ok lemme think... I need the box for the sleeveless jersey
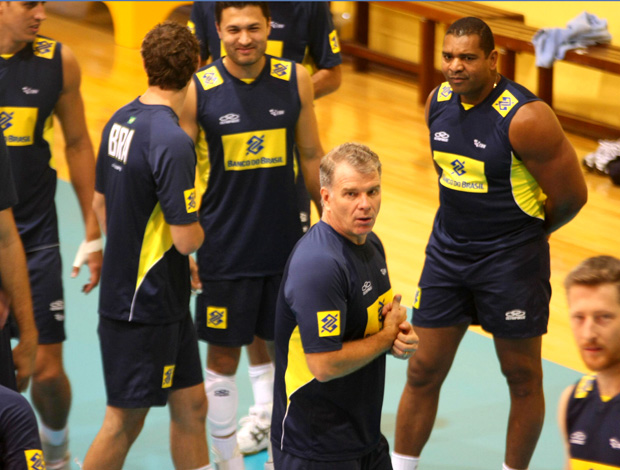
[272,221,393,460]
[0,36,63,251]
[95,99,198,324]
[428,77,545,255]
[193,56,302,280]
[189,2,342,69]
[567,375,620,469]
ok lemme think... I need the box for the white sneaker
[237,403,271,455]
[41,438,70,470]
[583,139,620,174]
[212,444,244,470]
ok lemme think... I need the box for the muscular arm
[295,64,324,215]
[56,44,102,292]
[311,65,341,99]
[509,101,587,234]
[305,295,407,382]
[170,222,204,256]
[179,80,199,143]
[557,385,573,470]
[0,209,37,392]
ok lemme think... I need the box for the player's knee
[502,364,543,397]
[205,369,238,437]
[405,356,450,390]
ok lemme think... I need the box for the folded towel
[532,11,612,67]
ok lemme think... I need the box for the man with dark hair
[559,255,620,470]
[82,22,210,470]
[0,3,102,468]
[392,16,588,470]
[180,2,324,468]
[271,142,417,470]
[187,1,342,455]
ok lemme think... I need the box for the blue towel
[532,12,612,68]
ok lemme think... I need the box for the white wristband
[72,238,103,268]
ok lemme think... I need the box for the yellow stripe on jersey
[437,82,453,102]
[24,449,46,470]
[43,113,55,168]
[0,106,38,147]
[364,288,393,338]
[270,58,293,81]
[195,127,210,211]
[134,203,173,305]
[492,89,519,118]
[329,30,341,54]
[434,151,488,193]
[511,153,546,220]
[196,66,224,91]
[574,374,596,399]
[570,459,620,470]
[222,128,287,171]
[285,326,315,408]
[187,20,196,35]
[33,37,57,59]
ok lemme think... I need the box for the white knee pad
[205,369,238,437]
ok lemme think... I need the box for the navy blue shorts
[98,313,203,408]
[26,247,65,344]
[194,275,281,347]
[413,237,551,339]
[273,435,392,470]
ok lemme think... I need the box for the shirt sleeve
[0,129,17,211]
[307,2,342,70]
[150,132,199,226]
[284,249,348,354]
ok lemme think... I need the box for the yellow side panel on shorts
[284,326,315,408]
[0,106,38,147]
[196,66,224,91]
[364,288,393,338]
[135,203,173,297]
[570,459,620,470]
[162,364,175,388]
[437,82,453,102]
[222,128,286,171]
[24,449,46,470]
[510,153,546,220]
[33,37,57,59]
[434,151,488,193]
[206,306,227,329]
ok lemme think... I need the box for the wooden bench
[485,18,620,139]
[341,2,524,105]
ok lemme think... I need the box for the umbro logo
[219,113,240,125]
[610,438,620,449]
[22,86,39,94]
[434,131,449,142]
[474,139,487,148]
[50,300,64,312]
[569,431,586,445]
[270,21,285,29]
[269,109,285,116]
[362,281,372,295]
[505,309,526,321]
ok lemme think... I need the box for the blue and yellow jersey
[0,36,63,251]
[567,375,620,469]
[193,56,302,280]
[95,99,198,324]
[271,221,392,460]
[0,129,17,212]
[428,77,545,254]
[0,385,46,470]
[189,2,342,71]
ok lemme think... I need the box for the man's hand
[12,332,37,392]
[383,294,418,360]
[71,240,103,293]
